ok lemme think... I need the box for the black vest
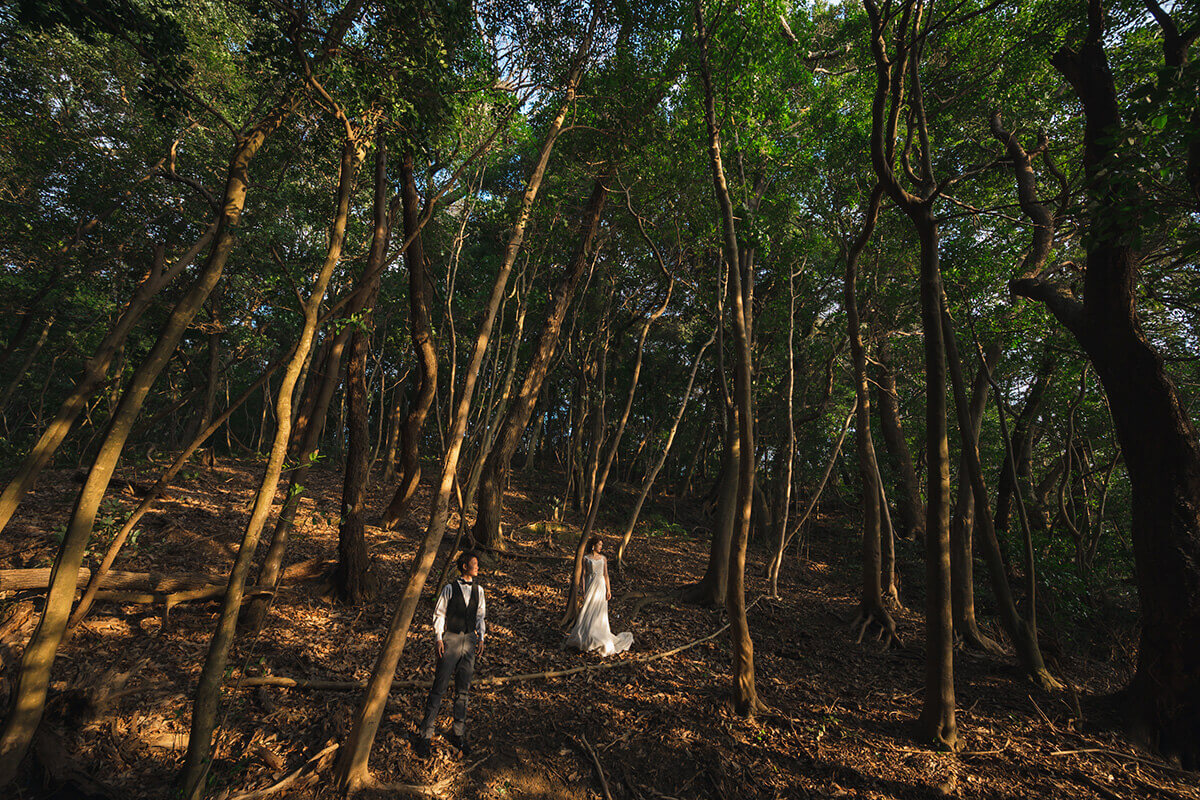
[446,581,479,635]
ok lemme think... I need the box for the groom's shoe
[449,732,472,757]
[414,737,432,759]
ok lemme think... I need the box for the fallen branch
[227,742,338,800]
[374,756,488,797]
[576,731,613,800]
[1050,748,1199,779]
[1,559,328,594]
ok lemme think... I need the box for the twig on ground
[1050,748,1199,779]
[227,742,338,800]
[577,731,613,800]
[1029,694,1057,731]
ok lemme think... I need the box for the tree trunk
[1006,5,1200,761]
[463,266,531,515]
[874,341,925,539]
[695,0,757,715]
[862,0,956,748]
[994,353,1054,537]
[949,341,1002,653]
[687,410,738,606]
[181,135,364,798]
[845,184,897,645]
[382,383,405,484]
[0,315,54,418]
[942,302,1059,689]
[474,172,611,548]
[335,139,390,604]
[382,153,438,527]
[562,282,672,624]
[617,330,714,570]
[334,41,591,789]
[0,100,294,787]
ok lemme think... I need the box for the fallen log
[0,558,330,594]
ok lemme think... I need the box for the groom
[416,550,485,758]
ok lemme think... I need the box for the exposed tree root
[958,625,1004,656]
[851,606,902,649]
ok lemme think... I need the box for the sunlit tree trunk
[181,135,365,799]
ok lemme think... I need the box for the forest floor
[1,456,1193,800]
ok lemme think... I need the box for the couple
[416,538,632,758]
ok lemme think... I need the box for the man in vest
[416,550,485,758]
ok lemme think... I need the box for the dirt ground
[1,456,1193,800]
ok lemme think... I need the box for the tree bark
[949,341,1002,654]
[844,184,898,646]
[942,302,1059,689]
[874,340,925,540]
[335,139,390,604]
[695,0,758,715]
[862,0,956,748]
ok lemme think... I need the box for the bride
[565,536,633,656]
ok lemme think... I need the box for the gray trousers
[420,632,477,739]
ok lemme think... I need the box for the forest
[0,0,1198,797]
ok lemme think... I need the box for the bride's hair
[586,536,602,554]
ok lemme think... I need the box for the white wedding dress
[565,555,633,656]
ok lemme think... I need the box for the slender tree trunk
[696,0,757,714]
[844,185,897,645]
[0,315,54,418]
[874,341,925,540]
[181,136,365,798]
[382,153,438,527]
[942,302,1059,688]
[0,100,294,786]
[335,42,591,789]
[463,272,530,515]
[769,263,798,597]
[994,354,1054,537]
[474,173,611,548]
[563,282,672,623]
[863,0,956,748]
[335,140,390,604]
[949,342,1002,654]
[382,383,405,484]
